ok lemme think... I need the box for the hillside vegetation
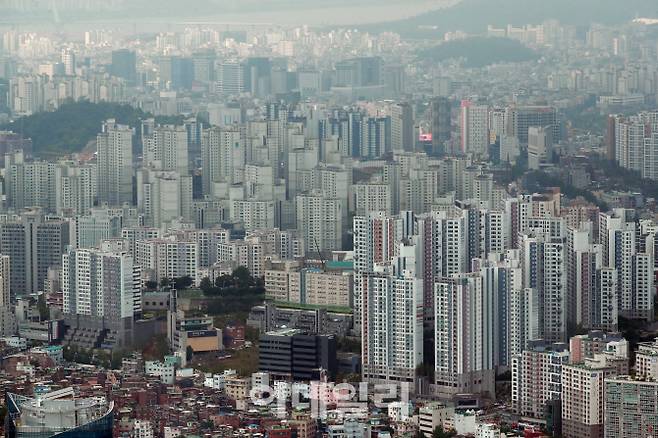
[1,101,183,158]
[366,0,658,37]
[419,37,538,68]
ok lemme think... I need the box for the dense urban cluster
[2,4,658,438]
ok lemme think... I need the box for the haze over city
[2,1,658,438]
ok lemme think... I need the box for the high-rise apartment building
[60,48,75,76]
[97,119,134,206]
[605,377,658,438]
[434,274,496,398]
[143,125,189,175]
[201,126,245,194]
[0,213,70,295]
[136,168,193,228]
[361,243,424,386]
[561,357,617,438]
[136,237,199,285]
[295,193,343,253]
[511,341,569,418]
[62,240,141,347]
[391,102,414,152]
[460,100,489,158]
[520,233,567,343]
[55,160,97,216]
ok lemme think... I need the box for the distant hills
[365,0,658,37]
[419,37,538,68]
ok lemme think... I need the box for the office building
[111,49,137,85]
[527,126,554,170]
[507,105,559,145]
[430,97,451,155]
[168,309,222,355]
[258,328,337,380]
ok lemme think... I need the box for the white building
[135,236,198,284]
[136,168,193,228]
[511,341,569,418]
[62,244,141,321]
[143,124,189,175]
[361,242,423,386]
[460,100,489,158]
[133,419,154,438]
[97,119,134,206]
[434,274,496,398]
[296,192,343,252]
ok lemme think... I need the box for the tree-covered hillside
[419,37,538,68]
[1,101,183,158]
[366,0,658,37]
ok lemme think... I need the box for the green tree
[173,276,193,290]
[232,266,251,286]
[432,426,456,438]
[199,277,212,292]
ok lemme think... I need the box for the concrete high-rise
[460,100,489,158]
[97,119,134,206]
[62,241,141,347]
[430,97,451,155]
[561,357,617,438]
[135,236,199,285]
[361,241,423,386]
[201,126,245,194]
[434,274,496,398]
[391,103,414,152]
[136,168,193,228]
[511,341,569,418]
[605,377,658,438]
[295,192,343,253]
[0,212,70,296]
[111,49,137,85]
[143,125,189,175]
[60,48,75,76]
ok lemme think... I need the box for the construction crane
[313,237,326,272]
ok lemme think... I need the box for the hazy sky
[0,0,458,27]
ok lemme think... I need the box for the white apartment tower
[434,274,496,398]
[460,100,489,158]
[361,241,424,386]
[144,125,189,175]
[97,119,134,206]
